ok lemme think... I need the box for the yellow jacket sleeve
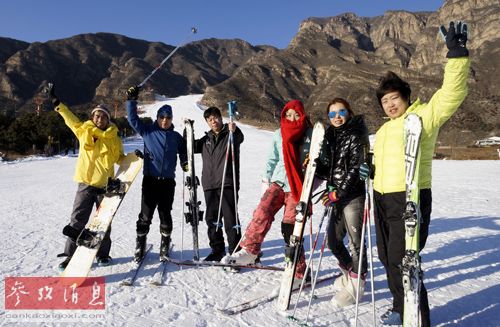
[54,103,84,137]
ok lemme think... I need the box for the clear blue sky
[1,0,445,48]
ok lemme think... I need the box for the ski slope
[1,94,499,326]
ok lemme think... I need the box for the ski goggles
[328,108,348,118]
[158,114,172,120]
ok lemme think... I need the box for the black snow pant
[136,176,176,237]
[204,187,241,254]
[374,189,432,327]
[327,195,367,275]
[64,183,110,259]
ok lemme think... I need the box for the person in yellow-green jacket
[48,85,124,271]
[373,22,470,326]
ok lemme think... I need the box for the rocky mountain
[0,0,498,143]
[202,0,499,142]
[0,34,273,114]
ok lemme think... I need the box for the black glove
[439,21,469,58]
[181,161,189,172]
[127,85,141,101]
[106,177,123,195]
[46,83,60,107]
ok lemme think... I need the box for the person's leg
[240,183,285,254]
[204,188,226,257]
[134,177,157,260]
[382,192,407,318]
[157,179,176,258]
[343,196,366,275]
[327,203,352,269]
[282,192,307,278]
[221,187,241,254]
[64,184,100,257]
[95,192,112,259]
[419,189,432,327]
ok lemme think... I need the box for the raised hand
[439,21,469,58]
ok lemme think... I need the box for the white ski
[276,122,325,311]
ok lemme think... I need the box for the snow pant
[327,195,367,275]
[374,189,432,327]
[136,176,176,238]
[64,183,110,259]
[240,182,306,278]
[204,187,241,254]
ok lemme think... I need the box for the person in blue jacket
[126,86,187,261]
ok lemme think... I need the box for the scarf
[280,100,308,202]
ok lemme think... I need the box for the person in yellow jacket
[373,22,470,326]
[49,86,124,270]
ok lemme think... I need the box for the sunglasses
[328,109,348,119]
[158,115,172,120]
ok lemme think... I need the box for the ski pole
[355,187,368,327]
[215,100,241,234]
[138,27,197,88]
[181,170,185,262]
[302,231,329,325]
[228,101,242,235]
[355,177,377,326]
[214,130,231,233]
[290,205,332,319]
[366,179,377,325]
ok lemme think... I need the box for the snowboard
[276,122,325,311]
[183,119,203,261]
[402,113,423,326]
[61,151,143,278]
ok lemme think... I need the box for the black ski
[183,119,203,261]
[219,273,340,315]
[120,244,153,286]
[166,258,284,272]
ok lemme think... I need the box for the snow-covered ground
[1,94,499,326]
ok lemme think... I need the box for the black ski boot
[134,235,147,263]
[204,250,226,262]
[58,256,72,271]
[159,235,171,261]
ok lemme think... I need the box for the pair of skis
[183,119,203,261]
[402,114,424,326]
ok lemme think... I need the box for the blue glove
[439,21,469,58]
[359,162,370,181]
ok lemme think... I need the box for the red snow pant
[240,182,307,278]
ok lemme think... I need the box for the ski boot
[159,235,171,261]
[134,235,147,263]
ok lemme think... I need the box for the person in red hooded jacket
[222,100,312,281]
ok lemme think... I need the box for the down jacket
[317,115,369,201]
[55,103,124,188]
[373,57,470,194]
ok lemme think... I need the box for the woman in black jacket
[317,97,369,307]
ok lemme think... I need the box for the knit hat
[91,104,111,120]
[157,104,173,118]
